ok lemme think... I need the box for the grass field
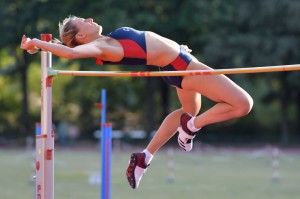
[0,144,299,199]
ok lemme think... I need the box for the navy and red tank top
[96,27,147,65]
[95,27,194,88]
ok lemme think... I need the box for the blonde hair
[58,15,81,47]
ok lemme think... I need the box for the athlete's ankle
[142,149,153,165]
[187,117,201,134]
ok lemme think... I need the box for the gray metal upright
[35,34,54,199]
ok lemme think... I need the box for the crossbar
[49,64,300,77]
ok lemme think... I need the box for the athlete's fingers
[20,35,32,50]
[180,44,192,53]
[21,35,27,43]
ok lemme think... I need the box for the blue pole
[101,124,107,199]
[107,124,112,199]
[101,89,106,126]
[35,122,41,136]
[100,89,107,199]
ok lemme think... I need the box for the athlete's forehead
[72,17,83,23]
[73,17,91,24]
[77,17,85,21]
[71,17,86,27]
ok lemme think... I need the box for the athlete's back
[145,31,180,66]
[97,27,181,67]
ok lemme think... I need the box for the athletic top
[96,27,147,65]
[95,27,196,88]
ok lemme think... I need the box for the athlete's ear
[75,32,87,42]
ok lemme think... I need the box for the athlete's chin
[98,25,103,35]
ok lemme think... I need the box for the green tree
[1,0,300,145]
[201,0,300,144]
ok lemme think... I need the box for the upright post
[103,123,112,199]
[36,34,54,199]
[101,89,106,127]
[33,122,41,184]
[271,147,281,182]
[100,89,108,199]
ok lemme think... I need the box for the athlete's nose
[85,18,93,23]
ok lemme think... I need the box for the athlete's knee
[181,106,199,116]
[235,94,253,117]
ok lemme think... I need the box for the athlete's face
[74,17,103,36]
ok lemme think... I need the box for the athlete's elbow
[66,54,77,60]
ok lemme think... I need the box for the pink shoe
[126,153,149,189]
[177,113,196,152]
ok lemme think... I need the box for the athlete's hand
[180,44,192,53]
[21,35,39,54]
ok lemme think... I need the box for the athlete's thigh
[181,60,250,104]
[176,87,201,116]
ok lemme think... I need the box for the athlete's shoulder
[108,27,138,34]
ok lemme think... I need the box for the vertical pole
[100,89,111,199]
[106,123,112,199]
[36,34,54,199]
[100,89,107,199]
[101,124,107,199]
[101,123,112,199]
[271,147,281,182]
[166,147,175,184]
[33,123,41,184]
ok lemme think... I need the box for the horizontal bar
[48,64,300,77]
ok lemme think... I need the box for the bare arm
[20,35,103,59]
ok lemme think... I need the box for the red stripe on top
[130,72,151,76]
[130,72,138,76]
[95,39,146,65]
[203,71,213,75]
[118,39,146,58]
[96,58,104,65]
[170,56,188,71]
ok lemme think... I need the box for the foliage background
[0,0,300,145]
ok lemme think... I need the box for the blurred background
[1,0,300,146]
[0,0,300,199]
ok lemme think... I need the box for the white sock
[187,117,201,132]
[143,149,153,165]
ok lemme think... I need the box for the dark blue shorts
[160,47,195,88]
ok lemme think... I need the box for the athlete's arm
[20,35,103,59]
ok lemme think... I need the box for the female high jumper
[20,16,253,189]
